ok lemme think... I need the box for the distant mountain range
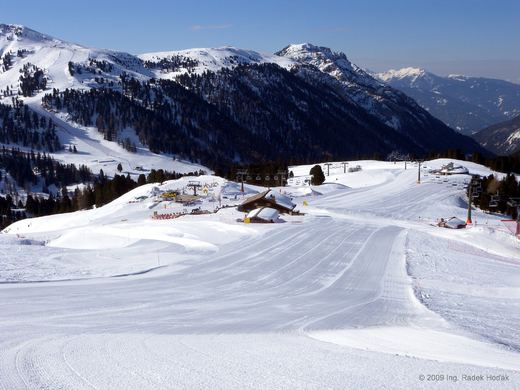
[376,67,520,135]
[473,114,520,155]
[0,23,485,173]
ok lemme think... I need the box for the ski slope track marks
[0,160,520,388]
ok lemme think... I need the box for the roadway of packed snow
[1,159,519,389]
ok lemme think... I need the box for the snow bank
[311,326,520,370]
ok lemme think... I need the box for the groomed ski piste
[1,159,519,389]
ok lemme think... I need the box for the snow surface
[139,46,295,79]
[377,67,428,82]
[1,159,520,388]
[246,207,279,222]
[506,128,520,145]
[263,188,296,210]
[277,43,375,86]
[0,24,150,92]
[29,104,208,177]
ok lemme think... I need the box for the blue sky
[2,0,520,81]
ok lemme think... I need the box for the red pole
[466,186,472,225]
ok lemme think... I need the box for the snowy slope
[1,159,519,388]
[139,46,294,79]
[377,67,427,82]
[0,24,150,93]
[1,175,256,279]
[277,43,381,88]
[0,24,205,176]
[27,100,209,177]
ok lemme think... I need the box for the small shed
[438,217,466,229]
[237,189,296,213]
[246,207,279,223]
[436,162,469,175]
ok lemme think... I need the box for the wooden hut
[437,217,466,229]
[237,190,296,214]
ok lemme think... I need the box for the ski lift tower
[502,198,520,238]
[236,170,248,192]
[341,162,348,173]
[417,160,424,184]
[324,163,333,176]
[187,181,202,196]
[505,197,520,231]
[276,170,287,187]
[507,197,520,213]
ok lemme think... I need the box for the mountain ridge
[376,67,520,135]
[473,114,520,155]
[0,24,487,173]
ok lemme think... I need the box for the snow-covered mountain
[0,23,150,92]
[0,24,208,177]
[377,67,520,135]
[276,44,452,137]
[143,42,484,156]
[143,43,460,136]
[276,43,381,89]
[0,24,485,177]
[139,46,294,78]
[473,114,520,155]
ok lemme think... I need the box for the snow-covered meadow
[1,159,519,389]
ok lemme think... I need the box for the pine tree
[310,165,325,185]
